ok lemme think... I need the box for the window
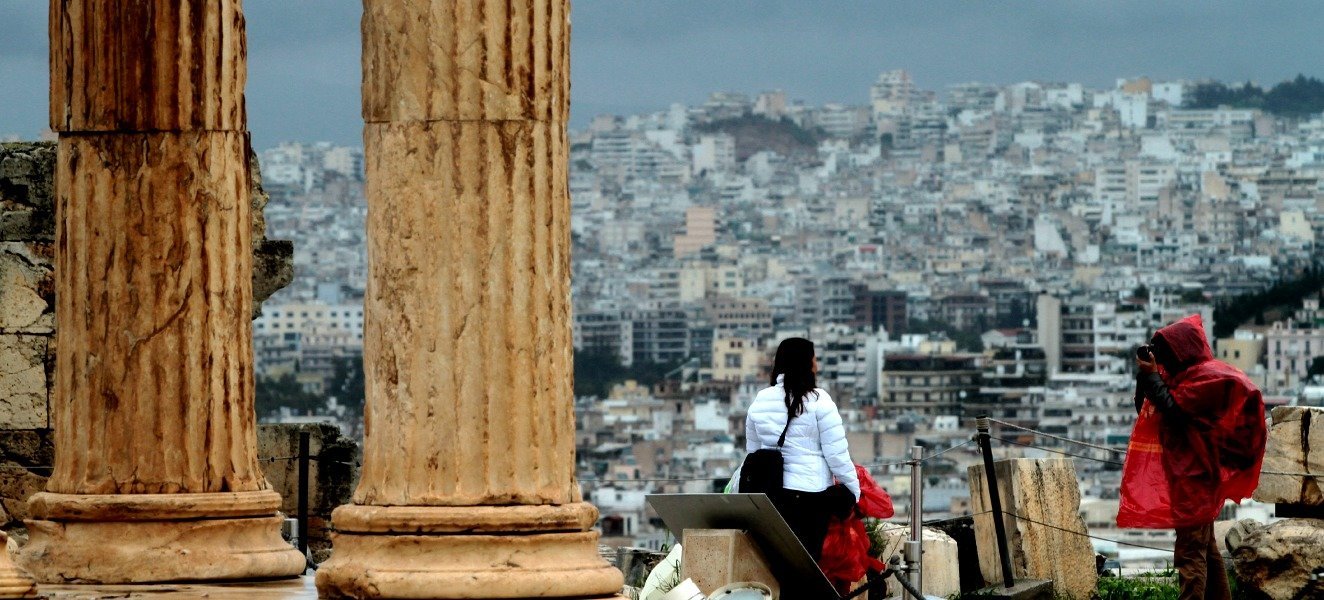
[1234,350,1241,359]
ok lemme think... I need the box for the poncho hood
[1152,314,1214,373]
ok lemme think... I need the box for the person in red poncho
[1119,314,1266,600]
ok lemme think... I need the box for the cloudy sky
[2,1,1321,148]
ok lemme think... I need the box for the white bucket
[708,581,774,600]
[658,578,705,600]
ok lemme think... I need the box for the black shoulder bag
[739,407,794,496]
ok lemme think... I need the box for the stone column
[18,0,304,582]
[315,1,623,598]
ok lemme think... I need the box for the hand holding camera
[1135,344,1158,373]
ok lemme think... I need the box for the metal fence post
[297,430,311,560]
[976,416,1015,589]
[903,445,923,600]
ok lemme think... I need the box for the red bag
[820,464,894,588]
[856,464,895,519]
[1117,315,1266,529]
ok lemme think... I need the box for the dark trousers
[1174,522,1230,600]
[771,488,838,562]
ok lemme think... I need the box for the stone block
[1253,406,1324,506]
[876,524,962,598]
[968,458,1097,600]
[0,243,54,333]
[1228,517,1324,600]
[256,423,359,563]
[680,529,780,597]
[974,579,1055,600]
[0,142,56,242]
[0,337,47,430]
[929,515,988,593]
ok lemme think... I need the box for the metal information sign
[646,493,839,598]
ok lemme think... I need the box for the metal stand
[976,416,1016,589]
[903,445,924,600]
[297,431,311,562]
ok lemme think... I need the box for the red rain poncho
[1117,315,1266,529]
[821,464,895,590]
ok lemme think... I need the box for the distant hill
[1187,75,1324,118]
[1213,266,1324,338]
[693,115,823,162]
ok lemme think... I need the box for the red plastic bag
[820,464,893,588]
[856,464,894,519]
[1116,402,1175,528]
[820,517,885,589]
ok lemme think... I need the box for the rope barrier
[987,418,1127,455]
[1001,509,1174,554]
[922,438,977,462]
[993,436,1126,467]
[921,510,993,527]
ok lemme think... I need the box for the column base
[315,503,625,599]
[18,491,305,584]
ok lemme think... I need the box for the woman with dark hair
[744,337,860,561]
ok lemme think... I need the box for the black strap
[776,403,794,447]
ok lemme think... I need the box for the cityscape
[249,70,1324,560]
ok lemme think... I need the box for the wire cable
[1001,509,1174,554]
[993,436,1126,467]
[922,438,977,462]
[921,510,994,527]
[988,418,1128,455]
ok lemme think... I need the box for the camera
[1136,345,1153,360]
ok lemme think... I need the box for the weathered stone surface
[0,532,36,598]
[1228,517,1324,600]
[21,514,304,584]
[23,0,303,583]
[0,143,56,242]
[319,530,622,599]
[1253,406,1324,506]
[0,337,47,430]
[253,240,294,317]
[319,1,624,596]
[968,458,1097,600]
[876,524,961,599]
[47,132,263,495]
[49,0,247,132]
[680,529,780,596]
[0,243,53,334]
[353,119,573,507]
[361,0,569,123]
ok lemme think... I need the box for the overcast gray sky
[2,1,1321,148]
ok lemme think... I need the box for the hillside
[693,115,823,162]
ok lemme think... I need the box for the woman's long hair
[771,337,818,417]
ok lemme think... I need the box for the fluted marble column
[18,0,304,583]
[315,1,624,598]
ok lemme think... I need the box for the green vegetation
[1212,265,1324,338]
[255,372,322,418]
[1095,572,1179,600]
[1188,75,1324,117]
[573,347,682,399]
[692,114,823,162]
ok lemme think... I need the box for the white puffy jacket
[744,377,860,499]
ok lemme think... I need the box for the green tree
[255,372,322,418]
[327,354,365,417]
[574,347,628,399]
